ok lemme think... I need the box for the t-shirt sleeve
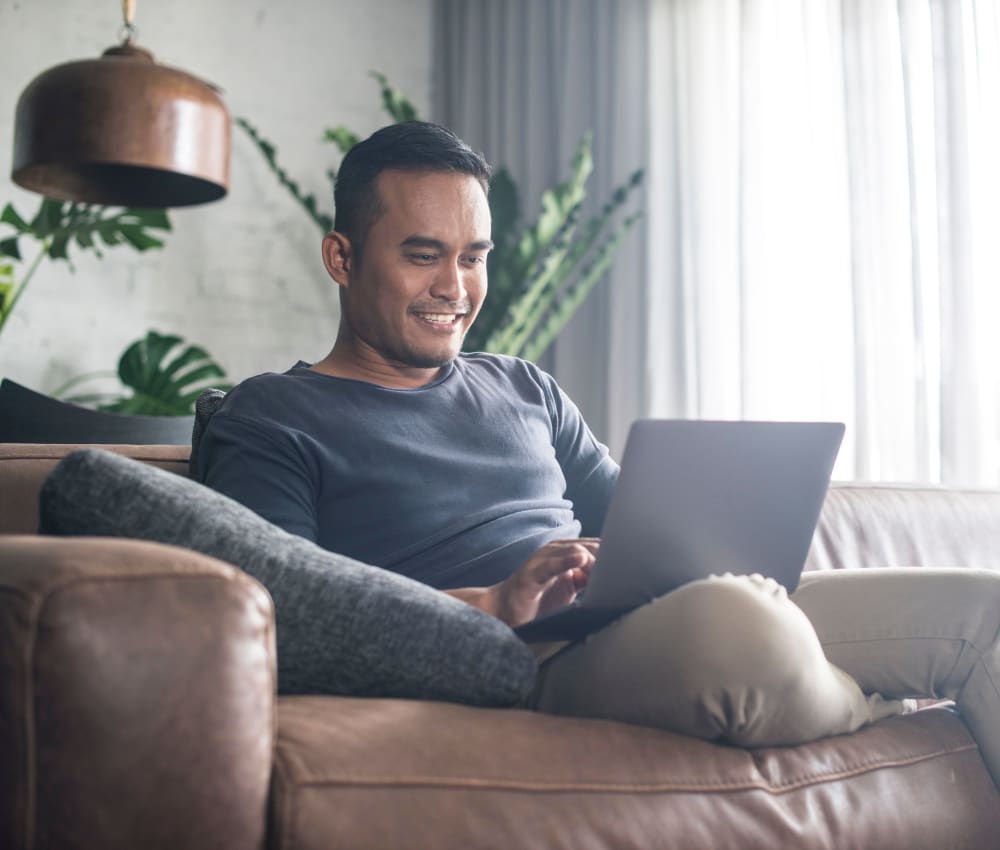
[196,411,320,543]
[540,372,620,537]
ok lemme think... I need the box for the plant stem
[49,369,119,400]
[0,240,49,336]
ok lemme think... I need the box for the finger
[566,541,598,567]
[528,542,598,567]
[521,546,593,586]
[569,566,590,592]
[544,539,600,557]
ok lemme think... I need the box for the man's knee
[668,576,822,687]
[638,574,832,742]
[535,572,864,745]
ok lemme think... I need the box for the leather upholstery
[0,536,275,850]
[271,698,1000,850]
[808,482,1000,570]
[0,443,188,535]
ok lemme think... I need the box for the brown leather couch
[2,442,999,850]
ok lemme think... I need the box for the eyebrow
[400,235,495,252]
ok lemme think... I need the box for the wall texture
[0,0,431,395]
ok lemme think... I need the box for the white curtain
[647,0,1000,484]
[434,0,1000,483]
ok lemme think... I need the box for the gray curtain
[433,0,650,456]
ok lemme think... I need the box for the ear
[321,231,353,287]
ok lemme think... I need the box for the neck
[310,337,448,389]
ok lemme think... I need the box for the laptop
[514,419,844,642]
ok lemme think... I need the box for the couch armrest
[0,536,276,850]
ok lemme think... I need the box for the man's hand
[448,539,599,627]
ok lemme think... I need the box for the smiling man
[200,122,612,624]
[198,122,1000,790]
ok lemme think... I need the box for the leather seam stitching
[283,742,979,797]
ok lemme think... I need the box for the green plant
[237,72,643,361]
[0,198,171,337]
[463,136,643,359]
[0,198,232,414]
[53,330,231,416]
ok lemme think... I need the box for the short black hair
[333,121,492,254]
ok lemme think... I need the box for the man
[199,122,1000,789]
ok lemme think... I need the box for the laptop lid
[514,419,844,642]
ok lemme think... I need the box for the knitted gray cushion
[38,448,537,706]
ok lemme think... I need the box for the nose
[429,259,467,302]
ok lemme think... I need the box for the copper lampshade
[11,41,230,208]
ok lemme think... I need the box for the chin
[401,348,461,369]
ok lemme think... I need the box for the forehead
[371,169,491,237]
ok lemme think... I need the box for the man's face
[337,169,492,371]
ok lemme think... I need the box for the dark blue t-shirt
[197,353,619,589]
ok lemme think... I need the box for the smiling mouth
[412,311,467,326]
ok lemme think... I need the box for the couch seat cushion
[270,698,1000,850]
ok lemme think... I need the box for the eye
[408,253,438,264]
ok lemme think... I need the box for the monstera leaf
[0,199,170,264]
[59,331,230,416]
[0,198,172,338]
[99,331,231,416]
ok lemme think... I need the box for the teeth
[417,313,460,324]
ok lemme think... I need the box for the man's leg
[791,567,1000,788]
[532,568,1000,788]
[532,573,903,746]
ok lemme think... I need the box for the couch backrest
[0,444,190,535]
[806,482,1000,571]
[4,444,1000,573]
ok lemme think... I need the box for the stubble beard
[369,325,467,370]
[392,338,464,369]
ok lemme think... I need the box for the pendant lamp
[11,0,230,208]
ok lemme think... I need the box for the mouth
[411,310,468,328]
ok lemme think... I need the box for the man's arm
[447,367,613,627]
[197,411,321,542]
[542,373,620,535]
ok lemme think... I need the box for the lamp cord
[119,0,137,44]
